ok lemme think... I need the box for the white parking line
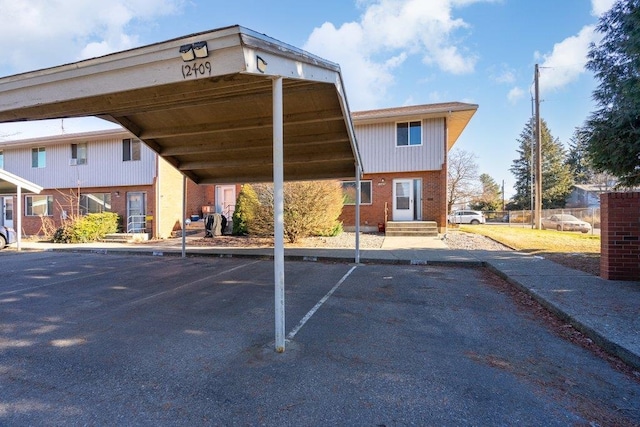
[287,265,358,340]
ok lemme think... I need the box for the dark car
[0,225,16,249]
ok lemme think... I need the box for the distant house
[566,183,614,208]
[0,129,239,238]
[341,102,478,233]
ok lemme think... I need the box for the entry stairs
[102,233,149,243]
[385,221,438,237]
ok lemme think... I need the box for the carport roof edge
[0,169,43,194]
[0,25,362,184]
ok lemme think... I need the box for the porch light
[193,41,208,58]
[179,44,195,61]
[257,56,268,73]
[180,41,209,62]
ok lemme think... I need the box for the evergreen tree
[469,173,502,211]
[584,0,640,187]
[566,127,595,184]
[510,119,574,209]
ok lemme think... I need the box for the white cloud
[507,86,525,104]
[304,0,489,110]
[490,65,517,84]
[0,0,183,74]
[591,0,616,16]
[537,24,600,94]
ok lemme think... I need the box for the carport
[0,169,43,250]
[0,25,363,352]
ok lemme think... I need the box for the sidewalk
[14,235,640,371]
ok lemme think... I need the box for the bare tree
[447,148,480,212]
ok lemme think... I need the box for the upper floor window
[80,193,112,215]
[123,138,141,161]
[71,143,87,165]
[396,121,422,147]
[0,150,3,169]
[341,180,373,205]
[32,147,46,168]
[26,195,53,216]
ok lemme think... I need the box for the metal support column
[273,77,286,353]
[16,187,22,251]
[355,163,361,264]
[182,175,187,258]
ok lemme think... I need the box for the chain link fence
[483,208,601,233]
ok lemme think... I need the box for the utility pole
[534,64,542,229]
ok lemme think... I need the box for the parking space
[1,252,639,426]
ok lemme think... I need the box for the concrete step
[385,221,438,237]
[102,233,149,243]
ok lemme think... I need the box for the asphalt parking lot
[1,251,639,426]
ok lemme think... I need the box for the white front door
[2,197,13,228]
[126,192,146,232]
[393,179,414,221]
[215,185,236,222]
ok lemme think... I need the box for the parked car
[448,210,486,225]
[540,214,592,233]
[0,225,16,249]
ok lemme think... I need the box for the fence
[483,208,601,231]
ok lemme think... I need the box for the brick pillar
[600,192,640,281]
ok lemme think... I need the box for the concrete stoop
[102,233,150,243]
[385,221,438,237]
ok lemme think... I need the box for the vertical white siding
[2,138,156,189]
[356,118,445,173]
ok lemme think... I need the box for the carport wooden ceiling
[0,25,360,184]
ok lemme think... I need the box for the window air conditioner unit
[69,158,77,166]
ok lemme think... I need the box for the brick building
[0,128,239,239]
[341,103,477,233]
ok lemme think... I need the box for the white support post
[273,77,286,353]
[355,163,361,264]
[182,175,187,258]
[16,187,22,251]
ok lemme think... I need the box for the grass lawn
[458,225,601,255]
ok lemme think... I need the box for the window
[71,143,87,165]
[0,150,3,169]
[26,195,53,216]
[342,181,372,205]
[31,147,46,168]
[123,138,141,161]
[396,121,422,146]
[79,193,112,215]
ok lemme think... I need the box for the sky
[0,0,617,197]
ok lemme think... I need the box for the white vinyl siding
[1,137,156,188]
[356,118,445,173]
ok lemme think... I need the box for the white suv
[448,210,486,225]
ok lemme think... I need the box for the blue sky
[0,0,615,197]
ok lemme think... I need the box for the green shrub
[232,184,259,235]
[53,212,119,243]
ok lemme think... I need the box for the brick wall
[340,170,446,232]
[600,192,640,281]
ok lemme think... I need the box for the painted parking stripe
[287,264,358,340]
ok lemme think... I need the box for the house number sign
[181,61,212,79]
